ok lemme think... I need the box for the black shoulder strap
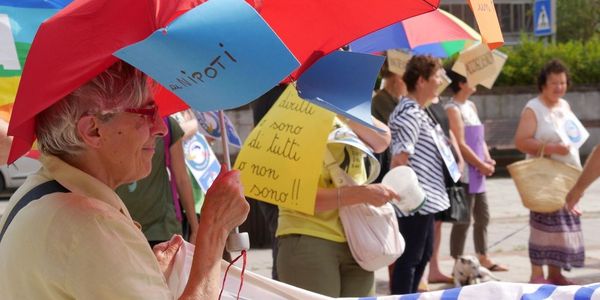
[0,180,69,243]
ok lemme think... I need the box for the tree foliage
[556,0,600,42]
[495,36,600,86]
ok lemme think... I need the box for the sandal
[484,263,509,272]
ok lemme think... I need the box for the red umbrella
[7,0,440,163]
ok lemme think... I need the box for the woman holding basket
[514,59,584,285]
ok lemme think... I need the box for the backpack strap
[163,117,183,222]
[0,180,69,243]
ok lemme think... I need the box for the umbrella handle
[218,110,250,252]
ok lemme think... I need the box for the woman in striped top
[388,55,450,294]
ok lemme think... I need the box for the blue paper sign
[193,110,242,148]
[533,0,553,37]
[114,0,299,112]
[296,51,385,132]
[183,132,222,192]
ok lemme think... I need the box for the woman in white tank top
[514,59,584,285]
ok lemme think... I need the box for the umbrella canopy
[7,0,440,163]
[350,9,480,58]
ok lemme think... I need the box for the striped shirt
[388,97,450,216]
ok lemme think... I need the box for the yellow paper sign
[468,0,504,49]
[386,50,412,76]
[452,44,507,89]
[234,85,335,215]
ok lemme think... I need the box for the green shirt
[116,117,185,242]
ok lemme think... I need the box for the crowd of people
[0,27,598,300]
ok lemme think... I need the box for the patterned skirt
[529,208,585,270]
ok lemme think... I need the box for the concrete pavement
[242,178,600,295]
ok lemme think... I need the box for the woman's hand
[362,183,400,207]
[201,167,250,234]
[153,235,185,278]
[477,162,495,177]
[565,186,584,216]
[546,143,570,156]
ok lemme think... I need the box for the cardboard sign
[452,43,507,89]
[114,0,299,112]
[467,0,504,49]
[234,85,334,215]
[183,132,222,192]
[386,49,412,76]
[436,70,452,95]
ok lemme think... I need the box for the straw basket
[507,156,581,213]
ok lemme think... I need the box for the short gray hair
[36,61,152,157]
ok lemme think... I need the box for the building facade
[440,0,534,45]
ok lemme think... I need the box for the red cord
[218,250,247,300]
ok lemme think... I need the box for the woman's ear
[77,115,102,148]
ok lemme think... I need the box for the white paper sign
[557,111,590,149]
[431,125,461,182]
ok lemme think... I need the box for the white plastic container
[382,166,426,214]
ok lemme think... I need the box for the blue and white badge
[430,124,461,183]
[557,111,589,149]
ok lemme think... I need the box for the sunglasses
[123,103,159,122]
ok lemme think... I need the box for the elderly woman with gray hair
[0,61,249,299]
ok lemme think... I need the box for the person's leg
[339,244,375,297]
[391,214,432,294]
[530,264,548,283]
[277,235,342,297]
[450,187,475,258]
[471,192,507,271]
[411,215,435,292]
[547,264,574,285]
[428,221,452,283]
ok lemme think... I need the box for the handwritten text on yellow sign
[234,85,334,215]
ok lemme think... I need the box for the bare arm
[446,106,494,175]
[566,146,600,213]
[180,169,249,300]
[314,184,399,212]
[514,108,569,156]
[448,130,465,173]
[170,139,199,244]
[345,117,391,154]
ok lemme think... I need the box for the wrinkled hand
[565,187,584,216]
[153,235,184,278]
[200,167,250,234]
[363,183,400,207]
[547,143,570,156]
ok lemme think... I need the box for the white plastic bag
[338,202,405,271]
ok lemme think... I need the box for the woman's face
[422,67,444,99]
[541,72,568,103]
[97,100,167,186]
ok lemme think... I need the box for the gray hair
[36,61,152,157]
